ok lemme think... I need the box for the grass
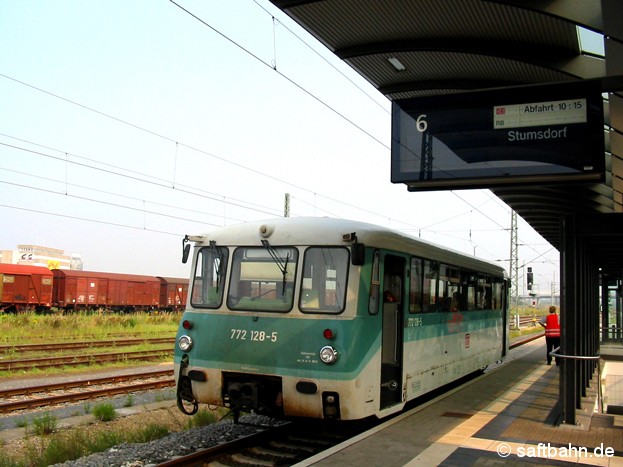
[0,311,181,377]
[30,413,58,436]
[1,307,541,466]
[186,408,218,428]
[0,421,174,467]
[92,403,117,422]
[0,406,229,467]
[0,311,190,466]
[510,325,544,340]
[124,394,135,408]
[0,311,181,345]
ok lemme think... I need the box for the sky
[0,1,601,295]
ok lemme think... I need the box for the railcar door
[380,254,405,409]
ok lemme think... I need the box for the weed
[123,394,135,408]
[31,412,58,435]
[92,402,117,422]
[1,421,174,467]
[186,408,217,428]
[0,312,180,346]
[129,423,169,443]
[15,417,29,428]
[123,317,138,328]
[39,433,88,466]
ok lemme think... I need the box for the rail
[510,315,541,329]
[600,326,623,343]
[549,346,603,413]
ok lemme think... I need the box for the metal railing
[549,347,602,413]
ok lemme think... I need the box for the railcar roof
[197,217,505,277]
[156,277,189,285]
[52,269,161,282]
[0,264,54,276]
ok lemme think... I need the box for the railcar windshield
[299,247,349,314]
[191,245,229,308]
[227,246,298,312]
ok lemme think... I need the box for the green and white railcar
[175,217,508,421]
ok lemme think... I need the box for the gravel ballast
[52,414,282,467]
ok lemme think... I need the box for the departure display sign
[494,99,587,129]
[391,80,605,190]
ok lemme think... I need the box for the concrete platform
[298,339,623,466]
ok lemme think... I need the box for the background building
[0,245,83,270]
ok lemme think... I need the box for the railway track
[155,420,369,467]
[0,337,175,353]
[2,332,177,342]
[0,369,175,413]
[0,331,545,467]
[510,331,544,348]
[153,334,544,467]
[0,348,173,371]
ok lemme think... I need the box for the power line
[0,167,248,225]
[0,6,549,262]
[0,139,283,219]
[168,0,390,151]
[251,0,390,115]
[0,202,183,237]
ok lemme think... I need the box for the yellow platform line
[404,359,551,466]
[460,436,621,466]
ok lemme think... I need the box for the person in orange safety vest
[539,305,561,365]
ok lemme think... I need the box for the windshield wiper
[261,240,290,296]
[209,240,223,292]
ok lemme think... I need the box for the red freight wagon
[0,264,53,312]
[157,277,189,311]
[52,270,161,311]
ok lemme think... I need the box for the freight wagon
[0,264,54,313]
[52,270,162,312]
[157,277,189,311]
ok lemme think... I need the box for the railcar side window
[422,260,438,312]
[409,257,423,313]
[438,265,461,312]
[465,274,477,311]
[300,247,349,314]
[369,250,381,315]
[477,277,492,309]
[191,246,229,308]
[492,279,504,310]
[227,246,298,312]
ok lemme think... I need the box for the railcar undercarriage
[223,372,284,422]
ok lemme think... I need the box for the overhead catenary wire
[0,3,552,267]
[0,13,506,243]
[251,0,390,115]
[0,141,283,221]
[0,126,536,263]
[0,166,252,225]
[168,0,390,151]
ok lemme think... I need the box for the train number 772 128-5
[230,329,278,343]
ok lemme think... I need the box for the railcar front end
[174,221,377,420]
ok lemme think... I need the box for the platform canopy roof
[270,0,623,277]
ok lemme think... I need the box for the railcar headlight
[319,345,338,365]
[178,335,193,352]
